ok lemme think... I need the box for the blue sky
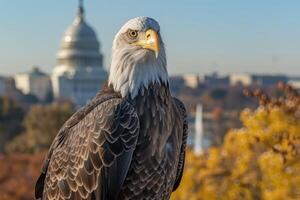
[1,0,300,76]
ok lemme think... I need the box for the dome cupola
[57,0,103,68]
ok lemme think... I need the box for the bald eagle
[35,17,188,200]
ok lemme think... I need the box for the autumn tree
[0,153,44,200]
[6,101,74,153]
[172,83,300,200]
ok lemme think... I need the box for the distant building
[0,77,20,96]
[169,76,185,95]
[14,67,52,101]
[0,77,6,96]
[52,1,107,107]
[252,75,288,87]
[288,78,300,90]
[204,73,229,87]
[229,73,252,86]
[182,74,201,88]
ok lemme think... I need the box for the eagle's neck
[130,82,171,109]
[108,49,168,99]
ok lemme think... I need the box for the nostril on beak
[146,34,151,39]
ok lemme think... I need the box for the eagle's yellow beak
[132,29,160,58]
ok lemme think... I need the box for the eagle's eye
[127,29,138,39]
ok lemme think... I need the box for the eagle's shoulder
[60,90,121,133]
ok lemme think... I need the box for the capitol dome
[57,2,103,68]
[52,0,107,108]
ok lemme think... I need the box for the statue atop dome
[76,0,85,22]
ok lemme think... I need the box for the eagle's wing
[172,98,188,191]
[35,96,139,200]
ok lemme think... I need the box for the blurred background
[0,1,299,199]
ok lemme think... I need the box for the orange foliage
[0,153,45,200]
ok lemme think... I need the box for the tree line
[0,97,74,154]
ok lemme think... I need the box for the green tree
[6,101,74,153]
[0,96,24,152]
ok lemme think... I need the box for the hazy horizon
[1,0,300,76]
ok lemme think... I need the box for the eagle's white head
[108,17,168,98]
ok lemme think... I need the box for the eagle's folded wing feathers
[35,97,139,200]
[172,98,188,191]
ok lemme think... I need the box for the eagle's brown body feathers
[35,83,187,200]
[36,16,187,200]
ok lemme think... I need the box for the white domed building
[52,1,107,107]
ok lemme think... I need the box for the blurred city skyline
[1,0,300,76]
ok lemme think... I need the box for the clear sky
[1,0,300,76]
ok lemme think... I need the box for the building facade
[0,77,6,96]
[52,1,107,107]
[14,67,52,101]
[183,73,201,88]
[252,75,288,87]
[287,76,300,91]
[204,73,230,87]
[229,73,252,86]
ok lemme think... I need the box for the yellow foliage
[172,88,300,200]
